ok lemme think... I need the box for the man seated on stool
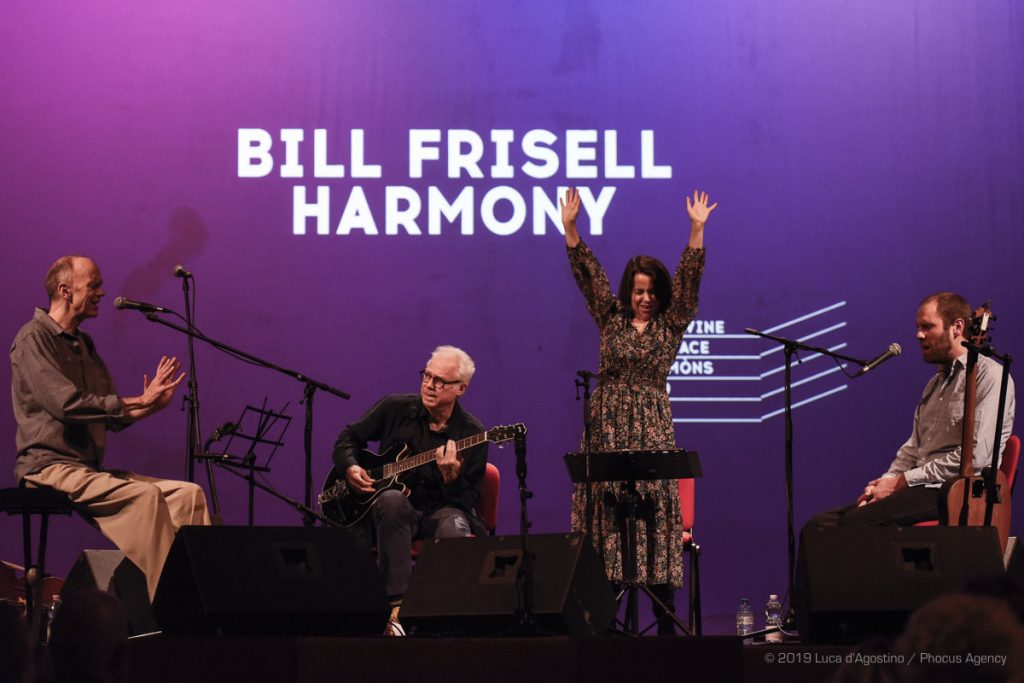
[11,255,211,602]
[806,291,1015,528]
[332,345,489,636]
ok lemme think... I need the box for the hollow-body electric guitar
[318,423,525,527]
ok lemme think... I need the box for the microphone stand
[303,383,316,522]
[743,328,866,619]
[963,340,1013,528]
[514,430,537,633]
[575,371,597,549]
[178,274,223,524]
[137,312,350,510]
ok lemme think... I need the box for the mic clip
[202,422,237,452]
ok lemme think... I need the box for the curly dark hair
[617,255,672,319]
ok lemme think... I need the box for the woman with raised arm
[560,187,717,635]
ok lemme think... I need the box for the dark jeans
[371,488,484,598]
[806,486,942,528]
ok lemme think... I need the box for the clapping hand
[141,356,186,411]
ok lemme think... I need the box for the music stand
[203,401,290,525]
[136,312,350,523]
[563,450,702,636]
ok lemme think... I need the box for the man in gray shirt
[12,255,210,600]
[810,291,1015,527]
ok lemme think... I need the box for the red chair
[914,434,1020,527]
[1003,435,1021,495]
[480,462,501,534]
[678,478,702,635]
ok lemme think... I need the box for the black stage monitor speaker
[401,533,617,636]
[152,526,388,636]
[796,526,1005,643]
[62,550,159,636]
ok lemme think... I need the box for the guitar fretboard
[377,432,489,479]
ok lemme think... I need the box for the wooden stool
[0,485,73,641]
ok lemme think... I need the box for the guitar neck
[385,432,488,478]
[959,303,995,479]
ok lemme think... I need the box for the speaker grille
[401,533,616,636]
[795,526,1005,643]
[152,526,388,636]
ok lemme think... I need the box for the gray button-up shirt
[12,308,135,480]
[885,353,1015,487]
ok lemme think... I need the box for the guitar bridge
[318,481,349,505]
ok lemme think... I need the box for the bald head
[45,256,105,331]
[46,255,81,303]
[50,589,129,683]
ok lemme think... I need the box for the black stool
[0,485,73,640]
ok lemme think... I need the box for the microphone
[113,297,170,314]
[173,265,192,279]
[855,343,902,377]
[213,421,237,440]
[203,422,238,452]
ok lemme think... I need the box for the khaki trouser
[24,462,210,600]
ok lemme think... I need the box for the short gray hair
[429,345,476,383]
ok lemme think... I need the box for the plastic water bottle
[45,594,61,643]
[736,597,754,641]
[765,594,783,643]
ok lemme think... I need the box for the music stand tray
[563,450,702,483]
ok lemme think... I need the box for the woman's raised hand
[560,187,581,226]
[559,187,582,247]
[685,190,717,227]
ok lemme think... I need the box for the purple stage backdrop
[3,1,1023,631]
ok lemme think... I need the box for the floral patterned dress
[568,239,705,588]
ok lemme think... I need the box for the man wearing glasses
[331,345,488,635]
